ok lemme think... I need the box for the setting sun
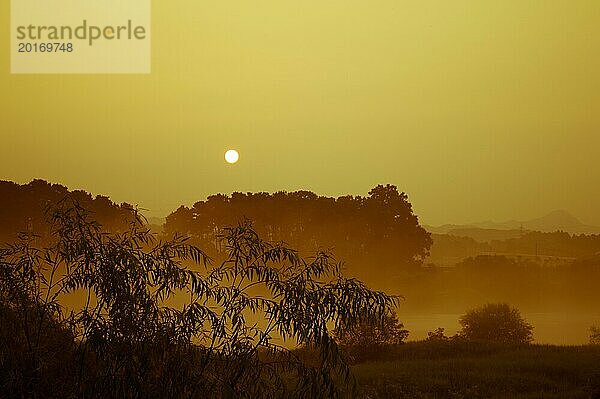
[225,149,239,164]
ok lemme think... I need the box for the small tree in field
[459,303,533,344]
[332,311,408,362]
[590,326,600,345]
[334,311,409,348]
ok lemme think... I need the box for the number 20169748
[18,42,74,53]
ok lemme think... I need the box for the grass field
[351,341,600,398]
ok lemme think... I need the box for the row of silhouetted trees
[0,180,135,243]
[429,231,600,264]
[0,180,433,287]
[164,184,432,280]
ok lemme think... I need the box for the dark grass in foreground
[350,341,600,398]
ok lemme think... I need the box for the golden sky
[1,1,599,225]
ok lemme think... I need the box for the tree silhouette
[333,310,408,362]
[0,180,134,244]
[459,303,533,344]
[164,185,432,283]
[0,200,398,398]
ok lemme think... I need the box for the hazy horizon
[0,177,600,227]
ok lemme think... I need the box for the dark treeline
[0,180,135,243]
[489,231,600,257]
[165,184,432,282]
[429,231,600,266]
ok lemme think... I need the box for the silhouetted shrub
[335,311,409,347]
[0,303,78,398]
[0,199,398,398]
[458,303,533,344]
[333,311,408,362]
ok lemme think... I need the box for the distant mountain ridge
[426,210,600,236]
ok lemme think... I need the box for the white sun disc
[225,149,239,164]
